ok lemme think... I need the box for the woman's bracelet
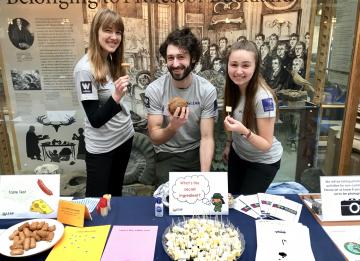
[243,129,252,139]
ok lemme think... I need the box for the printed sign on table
[57,200,92,227]
[169,172,228,215]
[0,174,60,219]
[320,175,360,221]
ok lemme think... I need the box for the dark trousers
[85,136,133,197]
[155,148,200,187]
[228,146,281,195]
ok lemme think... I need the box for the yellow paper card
[57,200,85,227]
[46,225,111,261]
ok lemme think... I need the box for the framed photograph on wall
[261,10,301,40]
[189,26,203,40]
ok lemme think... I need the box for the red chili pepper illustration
[37,179,53,196]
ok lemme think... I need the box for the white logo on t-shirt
[80,81,92,94]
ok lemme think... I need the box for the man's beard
[168,65,193,81]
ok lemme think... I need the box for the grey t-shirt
[74,54,134,154]
[145,72,217,153]
[232,87,283,164]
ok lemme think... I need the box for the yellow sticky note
[57,200,86,227]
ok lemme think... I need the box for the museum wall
[0,0,314,195]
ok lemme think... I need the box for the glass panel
[314,0,359,178]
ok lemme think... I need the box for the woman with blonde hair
[74,8,134,197]
[222,40,283,195]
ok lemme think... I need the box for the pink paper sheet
[101,226,158,261]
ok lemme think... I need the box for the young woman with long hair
[74,8,134,197]
[222,40,283,195]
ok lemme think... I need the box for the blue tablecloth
[0,195,345,261]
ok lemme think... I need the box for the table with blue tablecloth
[0,195,345,261]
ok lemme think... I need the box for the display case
[311,0,360,176]
[277,102,319,182]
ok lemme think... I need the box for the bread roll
[168,96,187,115]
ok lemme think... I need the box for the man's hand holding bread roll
[167,96,189,131]
[168,96,188,116]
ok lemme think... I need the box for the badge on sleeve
[213,99,218,111]
[144,95,150,108]
[261,98,274,112]
[80,81,92,94]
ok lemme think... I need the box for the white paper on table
[257,193,270,215]
[255,220,315,261]
[269,197,302,222]
[323,226,360,261]
[232,197,260,219]
[257,193,284,216]
[238,194,262,216]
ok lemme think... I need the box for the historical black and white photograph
[8,17,34,50]
[11,69,41,90]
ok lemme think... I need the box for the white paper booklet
[255,220,315,261]
[232,194,302,222]
[232,196,260,219]
[269,197,303,222]
[238,194,262,216]
[257,193,284,216]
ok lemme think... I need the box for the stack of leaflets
[255,220,315,261]
[232,193,302,222]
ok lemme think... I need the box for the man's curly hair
[159,27,202,70]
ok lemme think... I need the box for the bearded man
[145,28,218,187]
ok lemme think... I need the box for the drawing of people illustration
[212,193,225,212]
[72,127,86,160]
[48,150,60,162]
[26,125,49,160]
